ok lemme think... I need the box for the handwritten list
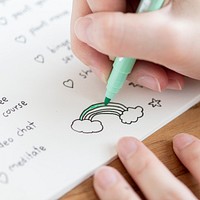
[0,0,200,200]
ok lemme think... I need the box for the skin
[70,1,200,199]
[71,0,200,91]
[93,134,200,200]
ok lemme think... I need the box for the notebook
[0,0,200,199]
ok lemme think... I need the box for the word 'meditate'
[8,145,46,172]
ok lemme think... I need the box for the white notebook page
[0,0,200,199]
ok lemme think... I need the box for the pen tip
[104,97,111,105]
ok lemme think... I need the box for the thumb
[74,5,185,66]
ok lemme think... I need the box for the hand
[71,0,200,92]
[93,133,200,200]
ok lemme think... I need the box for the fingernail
[136,76,162,92]
[90,66,107,84]
[95,167,117,190]
[74,17,93,44]
[173,133,195,150]
[118,137,138,160]
[167,79,183,90]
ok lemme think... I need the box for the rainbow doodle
[71,102,144,134]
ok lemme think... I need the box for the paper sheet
[0,0,200,199]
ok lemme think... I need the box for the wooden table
[61,102,200,200]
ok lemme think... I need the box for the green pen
[104,0,165,105]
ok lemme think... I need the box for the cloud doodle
[71,119,103,134]
[119,106,144,124]
[71,102,144,134]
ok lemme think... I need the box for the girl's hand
[93,133,200,200]
[71,0,200,91]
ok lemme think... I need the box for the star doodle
[148,98,162,108]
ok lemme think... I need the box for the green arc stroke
[79,102,127,121]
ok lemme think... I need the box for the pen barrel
[137,0,165,13]
[106,58,136,99]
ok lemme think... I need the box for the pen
[104,0,165,105]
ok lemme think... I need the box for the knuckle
[97,13,125,55]
[161,21,200,79]
[186,141,200,163]
[132,156,154,177]
[165,22,190,62]
[161,188,188,200]
[189,151,200,163]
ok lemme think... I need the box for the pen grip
[104,0,165,101]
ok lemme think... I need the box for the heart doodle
[15,35,27,44]
[0,172,8,184]
[63,79,74,89]
[0,17,7,25]
[34,55,44,63]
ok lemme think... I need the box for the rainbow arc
[80,102,127,121]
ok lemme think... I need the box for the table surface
[61,102,200,200]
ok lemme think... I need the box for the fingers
[74,6,183,65]
[128,61,168,92]
[173,133,200,183]
[71,0,187,88]
[71,0,130,82]
[75,6,172,63]
[165,69,184,90]
[128,60,184,92]
[117,137,197,200]
[74,8,186,89]
[94,166,141,200]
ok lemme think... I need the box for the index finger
[117,137,197,200]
